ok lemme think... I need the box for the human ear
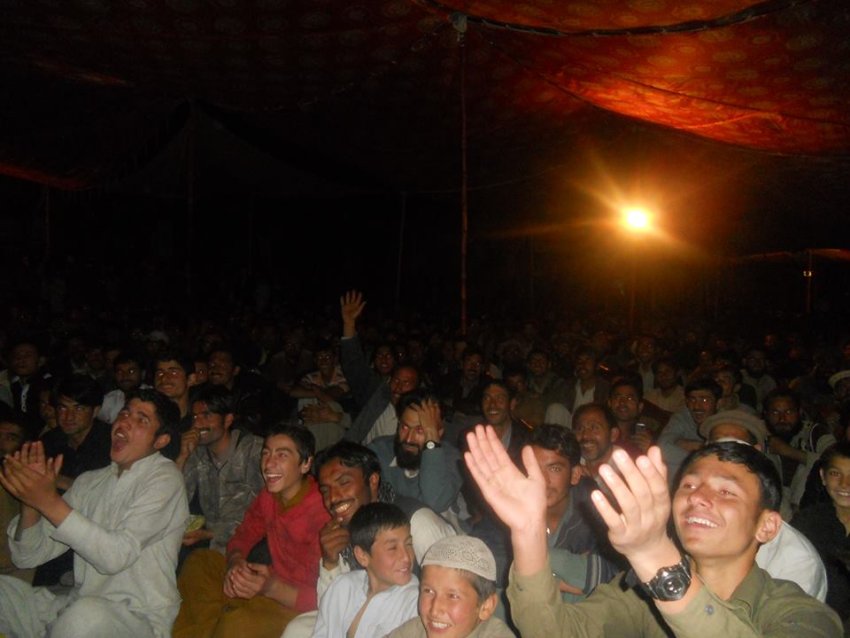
[477,593,498,621]
[353,545,371,570]
[754,510,781,544]
[570,466,583,486]
[300,455,313,476]
[153,433,171,452]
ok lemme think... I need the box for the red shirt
[227,476,330,612]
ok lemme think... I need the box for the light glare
[624,207,650,230]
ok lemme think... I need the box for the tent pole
[395,192,407,311]
[43,186,51,265]
[456,14,469,336]
[186,102,196,301]
[805,250,813,314]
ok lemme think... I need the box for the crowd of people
[0,288,848,637]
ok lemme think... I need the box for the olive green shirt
[387,615,515,637]
[507,560,841,638]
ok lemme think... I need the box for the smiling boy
[173,423,329,638]
[0,389,188,638]
[389,535,514,638]
[314,502,419,638]
[464,426,841,637]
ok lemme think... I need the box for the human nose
[686,484,711,506]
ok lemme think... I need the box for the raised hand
[340,290,366,337]
[414,399,443,442]
[590,447,678,577]
[464,425,546,533]
[464,425,549,575]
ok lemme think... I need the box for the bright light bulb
[623,207,650,231]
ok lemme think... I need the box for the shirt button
[705,604,714,615]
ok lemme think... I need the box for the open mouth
[331,500,355,520]
[264,473,283,486]
[684,515,719,528]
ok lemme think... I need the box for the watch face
[660,569,691,598]
[643,560,692,601]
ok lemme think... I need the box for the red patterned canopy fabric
[0,0,847,192]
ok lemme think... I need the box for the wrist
[626,539,682,583]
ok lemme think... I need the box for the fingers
[465,425,511,478]
[520,445,545,484]
[47,454,64,478]
[591,449,671,547]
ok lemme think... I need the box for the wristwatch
[424,440,440,450]
[640,556,691,601]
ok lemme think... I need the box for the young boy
[389,535,514,638]
[314,502,419,638]
[174,423,329,638]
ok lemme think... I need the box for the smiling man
[464,428,841,637]
[174,423,329,638]
[175,385,264,553]
[370,391,465,530]
[0,388,188,638]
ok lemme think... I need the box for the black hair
[529,424,580,466]
[680,441,782,511]
[820,441,850,472]
[574,346,598,362]
[154,350,195,377]
[208,344,241,368]
[126,388,181,440]
[395,390,438,418]
[6,336,41,357]
[572,402,618,432]
[53,374,104,408]
[763,387,801,412]
[265,422,315,463]
[314,440,382,481]
[713,363,742,384]
[651,356,678,376]
[191,384,235,416]
[684,377,722,400]
[480,378,516,401]
[462,346,484,361]
[113,349,146,369]
[349,502,409,555]
[610,374,644,401]
[526,348,550,362]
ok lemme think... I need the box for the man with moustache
[175,385,264,553]
[658,377,721,480]
[282,440,455,638]
[0,389,187,638]
[369,391,465,530]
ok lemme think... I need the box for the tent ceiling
[0,0,848,195]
